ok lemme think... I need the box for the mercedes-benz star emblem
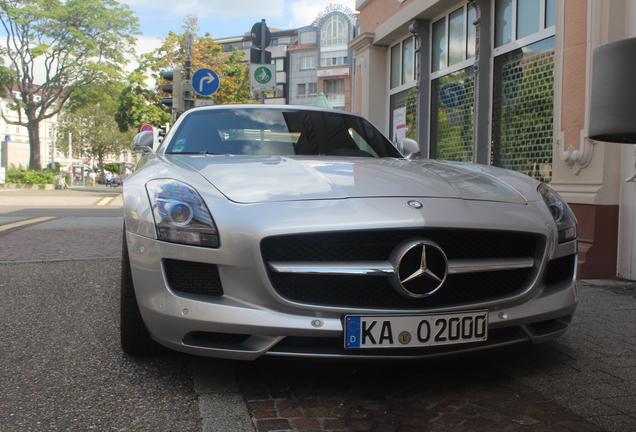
[389,239,448,298]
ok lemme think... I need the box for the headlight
[146,179,219,247]
[538,183,577,243]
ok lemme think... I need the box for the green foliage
[115,71,170,133]
[0,0,140,170]
[141,15,254,110]
[6,165,56,185]
[104,163,122,174]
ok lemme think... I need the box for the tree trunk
[28,121,42,171]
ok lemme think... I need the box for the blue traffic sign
[191,68,220,96]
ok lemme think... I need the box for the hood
[168,155,529,205]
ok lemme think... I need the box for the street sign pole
[260,19,266,104]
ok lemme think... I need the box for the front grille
[261,229,542,309]
[164,259,224,296]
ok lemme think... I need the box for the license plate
[344,311,488,349]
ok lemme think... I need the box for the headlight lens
[538,183,577,243]
[146,179,219,247]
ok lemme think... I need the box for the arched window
[321,14,347,47]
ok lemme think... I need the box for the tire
[120,228,164,355]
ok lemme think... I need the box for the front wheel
[120,228,163,355]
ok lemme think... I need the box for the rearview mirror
[132,130,154,153]
[402,138,421,159]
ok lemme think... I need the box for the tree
[140,15,253,109]
[59,102,135,175]
[58,81,135,175]
[115,70,170,133]
[0,0,139,170]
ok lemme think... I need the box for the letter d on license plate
[344,311,488,349]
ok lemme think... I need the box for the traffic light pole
[185,32,193,111]
[260,19,266,104]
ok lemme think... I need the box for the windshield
[164,108,402,158]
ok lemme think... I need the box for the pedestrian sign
[250,64,276,92]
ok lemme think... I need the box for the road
[0,186,635,431]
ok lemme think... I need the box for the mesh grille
[544,254,575,286]
[261,229,541,309]
[164,259,224,296]
[491,37,555,182]
[430,66,475,162]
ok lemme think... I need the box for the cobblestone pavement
[232,357,601,432]
[195,280,636,432]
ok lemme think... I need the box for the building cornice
[349,32,380,52]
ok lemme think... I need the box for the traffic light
[250,20,271,64]
[161,69,183,111]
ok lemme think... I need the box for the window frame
[300,56,316,70]
[492,0,556,57]
[430,3,476,80]
[389,35,418,93]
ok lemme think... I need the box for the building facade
[1,94,60,170]
[289,5,359,110]
[351,0,636,280]
[0,93,135,175]
[216,4,359,110]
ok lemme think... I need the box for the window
[308,83,318,96]
[300,31,317,45]
[298,84,306,97]
[300,56,316,70]
[320,51,348,67]
[325,79,345,102]
[495,0,556,48]
[275,58,285,72]
[431,4,476,73]
[390,36,417,89]
[321,14,348,47]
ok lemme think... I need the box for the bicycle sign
[250,64,276,92]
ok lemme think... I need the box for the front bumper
[126,231,578,361]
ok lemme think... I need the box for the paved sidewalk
[0,185,122,207]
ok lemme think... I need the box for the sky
[119,0,358,57]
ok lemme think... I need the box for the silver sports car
[121,105,578,360]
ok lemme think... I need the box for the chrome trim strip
[268,261,394,276]
[268,257,534,276]
[446,258,535,274]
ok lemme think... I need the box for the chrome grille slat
[268,257,535,276]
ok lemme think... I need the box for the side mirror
[402,138,421,159]
[132,130,154,153]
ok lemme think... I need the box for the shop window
[430,67,475,162]
[491,37,555,183]
[389,87,418,149]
